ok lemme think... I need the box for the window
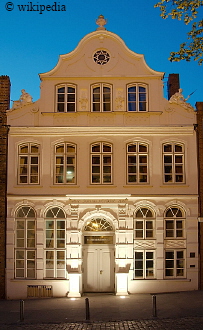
[127,142,148,184]
[15,206,36,278]
[134,251,155,278]
[128,84,147,112]
[45,207,66,278]
[92,84,111,112]
[54,143,76,184]
[165,250,185,277]
[56,84,76,112]
[91,142,112,184]
[18,143,40,184]
[134,207,155,239]
[165,207,184,238]
[163,143,185,183]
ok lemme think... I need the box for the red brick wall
[0,76,10,299]
[167,74,180,100]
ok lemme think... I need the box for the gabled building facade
[6,17,199,299]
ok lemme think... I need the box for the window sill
[160,184,189,188]
[87,185,117,188]
[50,185,80,188]
[123,185,153,188]
[14,185,43,188]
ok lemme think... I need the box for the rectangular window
[91,142,112,184]
[165,219,184,238]
[128,84,147,112]
[134,220,154,239]
[55,143,76,184]
[57,85,76,112]
[92,84,112,112]
[134,251,154,278]
[163,143,185,184]
[165,250,185,278]
[127,143,148,184]
[45,250,66,278]
[18,143,40,184]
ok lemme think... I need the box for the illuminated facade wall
[6,20,199,299]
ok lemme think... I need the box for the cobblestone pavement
[2,317,203,330]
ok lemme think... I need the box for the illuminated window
[127,142,148,184]
[45,207,66,278]
[18,143,40,184]
[15,206,36,278]
[163,143,185,183]
[91,142,112,184]
[165,250,185,278]
[128,84,147,112]
[165,207,184,238]
[134,251,154,279]
[92,84,112,112]
[56,84,76,112]
[54,143,76,184]
[134,207,155,239]
[84,218,113,231]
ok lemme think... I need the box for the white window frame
[15,206,36,279]
[18,143,40,185]
[134,207,155,239]
[56,84,76,113]
[165,206,185,239]
[127,83,148,112]
[91,142,112,184]
[165,250,185,278]
[163,142,185,184]
[54,142,76,184]
[91,83,112,112]
[134,250,155,279]
[45,207,66,279]
[127,142,149,184]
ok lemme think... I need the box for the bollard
[20,299,24,322]
[85,297,90,320]
[152,295,157,317]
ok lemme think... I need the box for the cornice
[9,126,195,136]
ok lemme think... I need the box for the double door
[83,245,114,292]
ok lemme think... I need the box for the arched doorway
[83,218,115,293]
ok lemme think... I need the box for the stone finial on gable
[169,88,194,112]
[11,89,33,109]
[96,15,107,30]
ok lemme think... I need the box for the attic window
[93,50,110,65]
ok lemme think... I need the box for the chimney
[167,74,180,100]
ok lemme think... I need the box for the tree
[154,0,203,64]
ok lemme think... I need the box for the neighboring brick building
[0,76,10,298]
[195,102,203,289]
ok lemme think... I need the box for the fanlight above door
[84,218,113,231]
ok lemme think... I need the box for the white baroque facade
[6,17,198,299]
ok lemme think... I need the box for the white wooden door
[83,246,114,292]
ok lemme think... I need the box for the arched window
[45,207,66,278]
[18,143,40,184]
[127,142,149,184]
[56,84,76,112]
[134,207,155,239]
[15,206,36,278]
[91,142,112,184]
[127,84,147,112]
[163,143,185,183]
[92,83,112,112]
[54,143,76,184]
[165,206,185,238]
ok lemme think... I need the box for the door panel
[83,246,114,292]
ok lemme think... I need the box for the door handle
[100,270,103,274]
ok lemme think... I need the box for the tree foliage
[154,0,203,64]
